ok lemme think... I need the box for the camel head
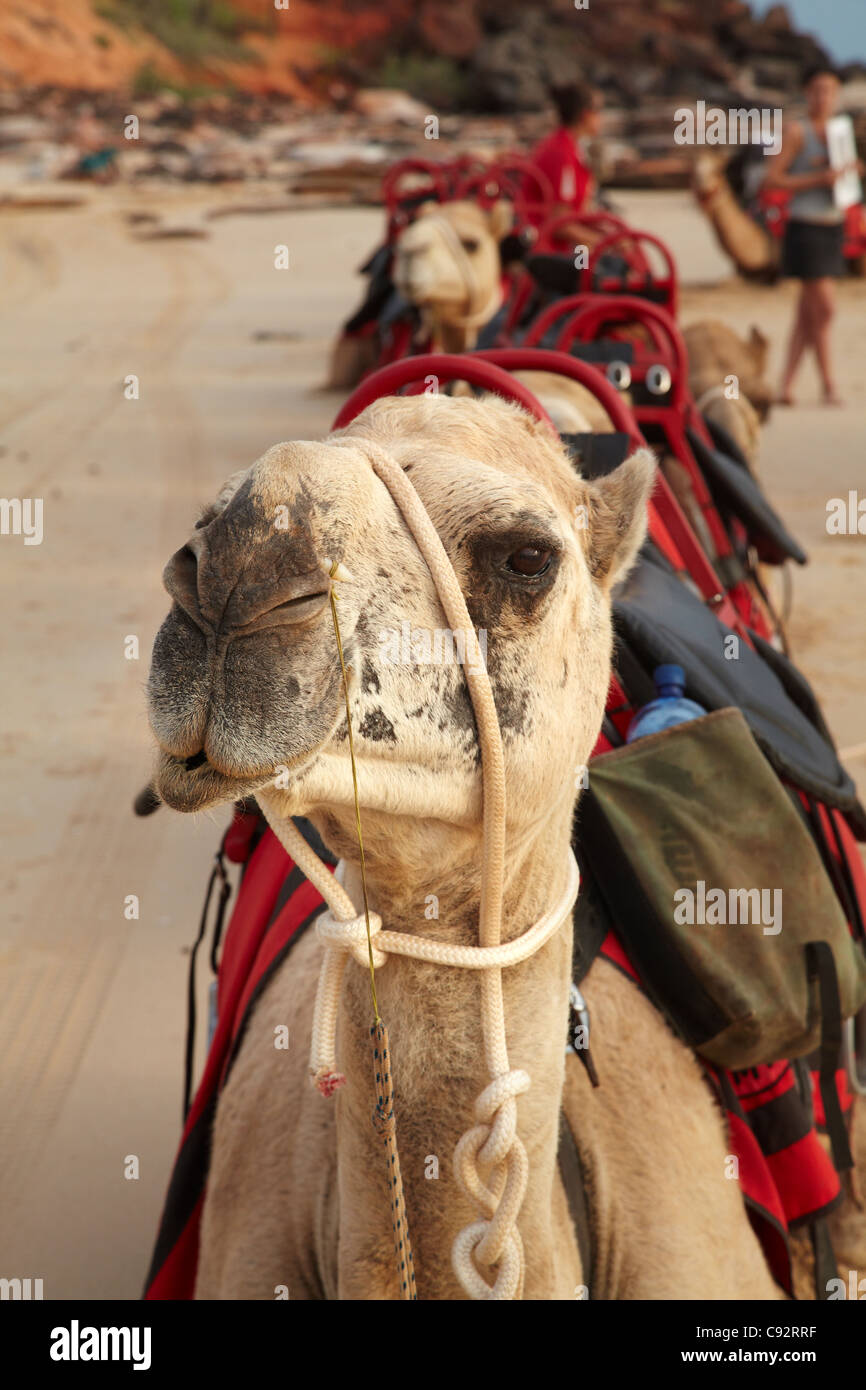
[392,200,511,341]
[684,319,773,427]
[148,394,654,882]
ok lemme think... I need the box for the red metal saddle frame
[541,296,772,636]
[582,229,679,318]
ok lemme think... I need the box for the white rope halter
[258,437,580,1300]
[694,381,729,413]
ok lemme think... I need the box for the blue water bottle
[626,663,706,742]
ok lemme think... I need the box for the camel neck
[332,799,579,1298]
[336,792,576,947]
[438,318,476,353]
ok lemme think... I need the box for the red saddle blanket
[145,821,851,1299]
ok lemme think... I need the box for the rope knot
[372,1101,396,1137]
[315,906,386,969]
[451,1070,531,1298]
[473,1069,530,1167]
[452,1221,524,1301]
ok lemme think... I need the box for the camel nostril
[271,591,329,615]
[166,544,196,582]
[163,542,201,615]
[223,576,333,635]
[249,588,331,629]
[176,544,199,580]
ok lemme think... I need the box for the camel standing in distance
[327,193,772,446]
[148,392,782,1299]
[692,152,780,280]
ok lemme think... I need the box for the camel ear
[487,198,513,242]
[582,448,656,590]
[751,390,772,423]
[749,325,769,368]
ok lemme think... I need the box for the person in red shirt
[528,82,603,217]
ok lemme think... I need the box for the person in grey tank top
[765,68,863,406]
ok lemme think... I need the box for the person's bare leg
[811,277,842,404]
[778,283,810,404]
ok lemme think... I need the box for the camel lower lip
[154,748,271,812]
[164,750,257,783]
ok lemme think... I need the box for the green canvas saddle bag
[577,707,866,1083]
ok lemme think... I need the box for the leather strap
[810,1216,839,1300]
[807,940,854,1173]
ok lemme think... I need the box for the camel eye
[506,546,552,577]
[460,237,480,253]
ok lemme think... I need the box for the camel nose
[162,533,332,635]
[396,244,432,290]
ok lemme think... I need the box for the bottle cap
[654,663,684,690]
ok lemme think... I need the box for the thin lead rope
[328,560,379,1022]
[372,1020,417,1300]
[329,558,416,1296]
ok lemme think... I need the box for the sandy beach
[1,184,864,1298]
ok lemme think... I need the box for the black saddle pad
[561,432,632,478]
[591,275,668,305]
[345,245,395,334]
[568,340,635,366]
[703,413,752,472]
[475,303,509,349]
[524,253,579,296]
[687,428,807,567]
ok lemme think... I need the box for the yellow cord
[328,560,380,1023]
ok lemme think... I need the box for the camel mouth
[154,747,273,813]
[393,265,462,310]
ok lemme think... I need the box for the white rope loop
[694,381,728,413]
[257,437,581,1300]
[452,1221,524,1301]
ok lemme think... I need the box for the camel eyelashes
[460,236,481,253]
